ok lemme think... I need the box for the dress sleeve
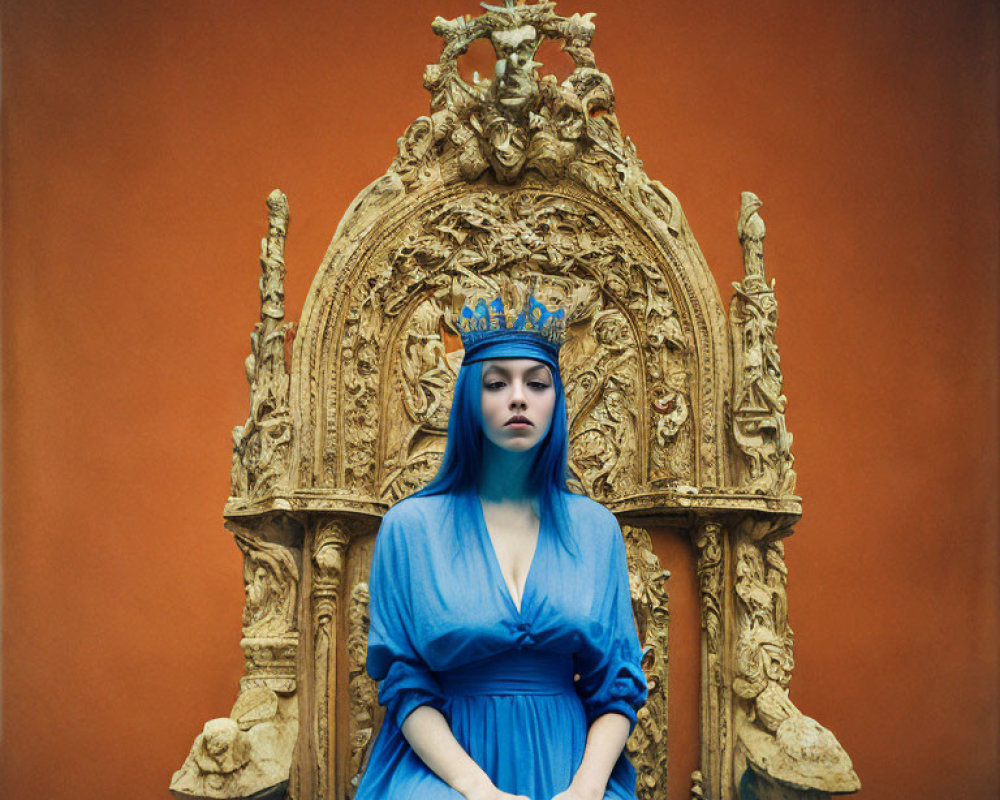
[574,513,648,733]
[365,509,447,729]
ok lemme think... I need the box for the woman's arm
[565,510,648,800]
[554,711,631,800]
[400,706,529,800]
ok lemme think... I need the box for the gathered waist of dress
[435,650,576,697]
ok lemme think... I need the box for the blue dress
[354,491,648,800]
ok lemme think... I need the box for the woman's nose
[509,380,527,407]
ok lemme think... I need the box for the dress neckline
[475,494,541,617]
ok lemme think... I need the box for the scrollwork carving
[567,309,641,497]
[731,193,796,496]
[333,188,693,500]
[733,539,794,703]
[651,383,693,483]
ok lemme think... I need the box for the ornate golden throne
[170,3,859,799]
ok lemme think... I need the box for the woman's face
[480,358,556,452]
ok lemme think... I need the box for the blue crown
[457,291,567,367]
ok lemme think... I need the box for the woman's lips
[505,417,532,427]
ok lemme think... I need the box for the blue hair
[413,360,578,556]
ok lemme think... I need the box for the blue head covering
[458,294,565,372]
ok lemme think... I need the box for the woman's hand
[400,707,527,800]
[550,786,603,800]
[462,784,530,800]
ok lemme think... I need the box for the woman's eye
[528,381,551,391]
[484,381,505,390]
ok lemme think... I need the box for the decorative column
[692,519,732,800]
[171,190,302,800]
[290,517,356,800]
[312,520,351,800]
[621,525,671,799]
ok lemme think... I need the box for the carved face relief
[203,723,236,759]
[647,309,685,351]
[491,26,539,115]
[552,98,585,141]
[194,719,250,775]
[247,567,271,611]
[483,115,530,181]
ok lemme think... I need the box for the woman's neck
[477,439,535,505]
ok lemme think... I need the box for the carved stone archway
[170,4,859,800]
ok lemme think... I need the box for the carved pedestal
[171,518,301,800]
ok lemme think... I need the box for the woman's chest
[405,535,606,667]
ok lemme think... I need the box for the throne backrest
[191,5,848,800]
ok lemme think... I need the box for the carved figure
[381,300,460,501]
[170,687,298,800]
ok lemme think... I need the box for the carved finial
[737,191,766,283]
[230,191,295,504]
[415,0,609,184]
[737,191,765,242]
[266,189,289,235]
[260,190,289,322]
[730,191,796,496]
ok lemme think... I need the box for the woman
[354,291,647,800]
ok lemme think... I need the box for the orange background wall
[2,1,997,798]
